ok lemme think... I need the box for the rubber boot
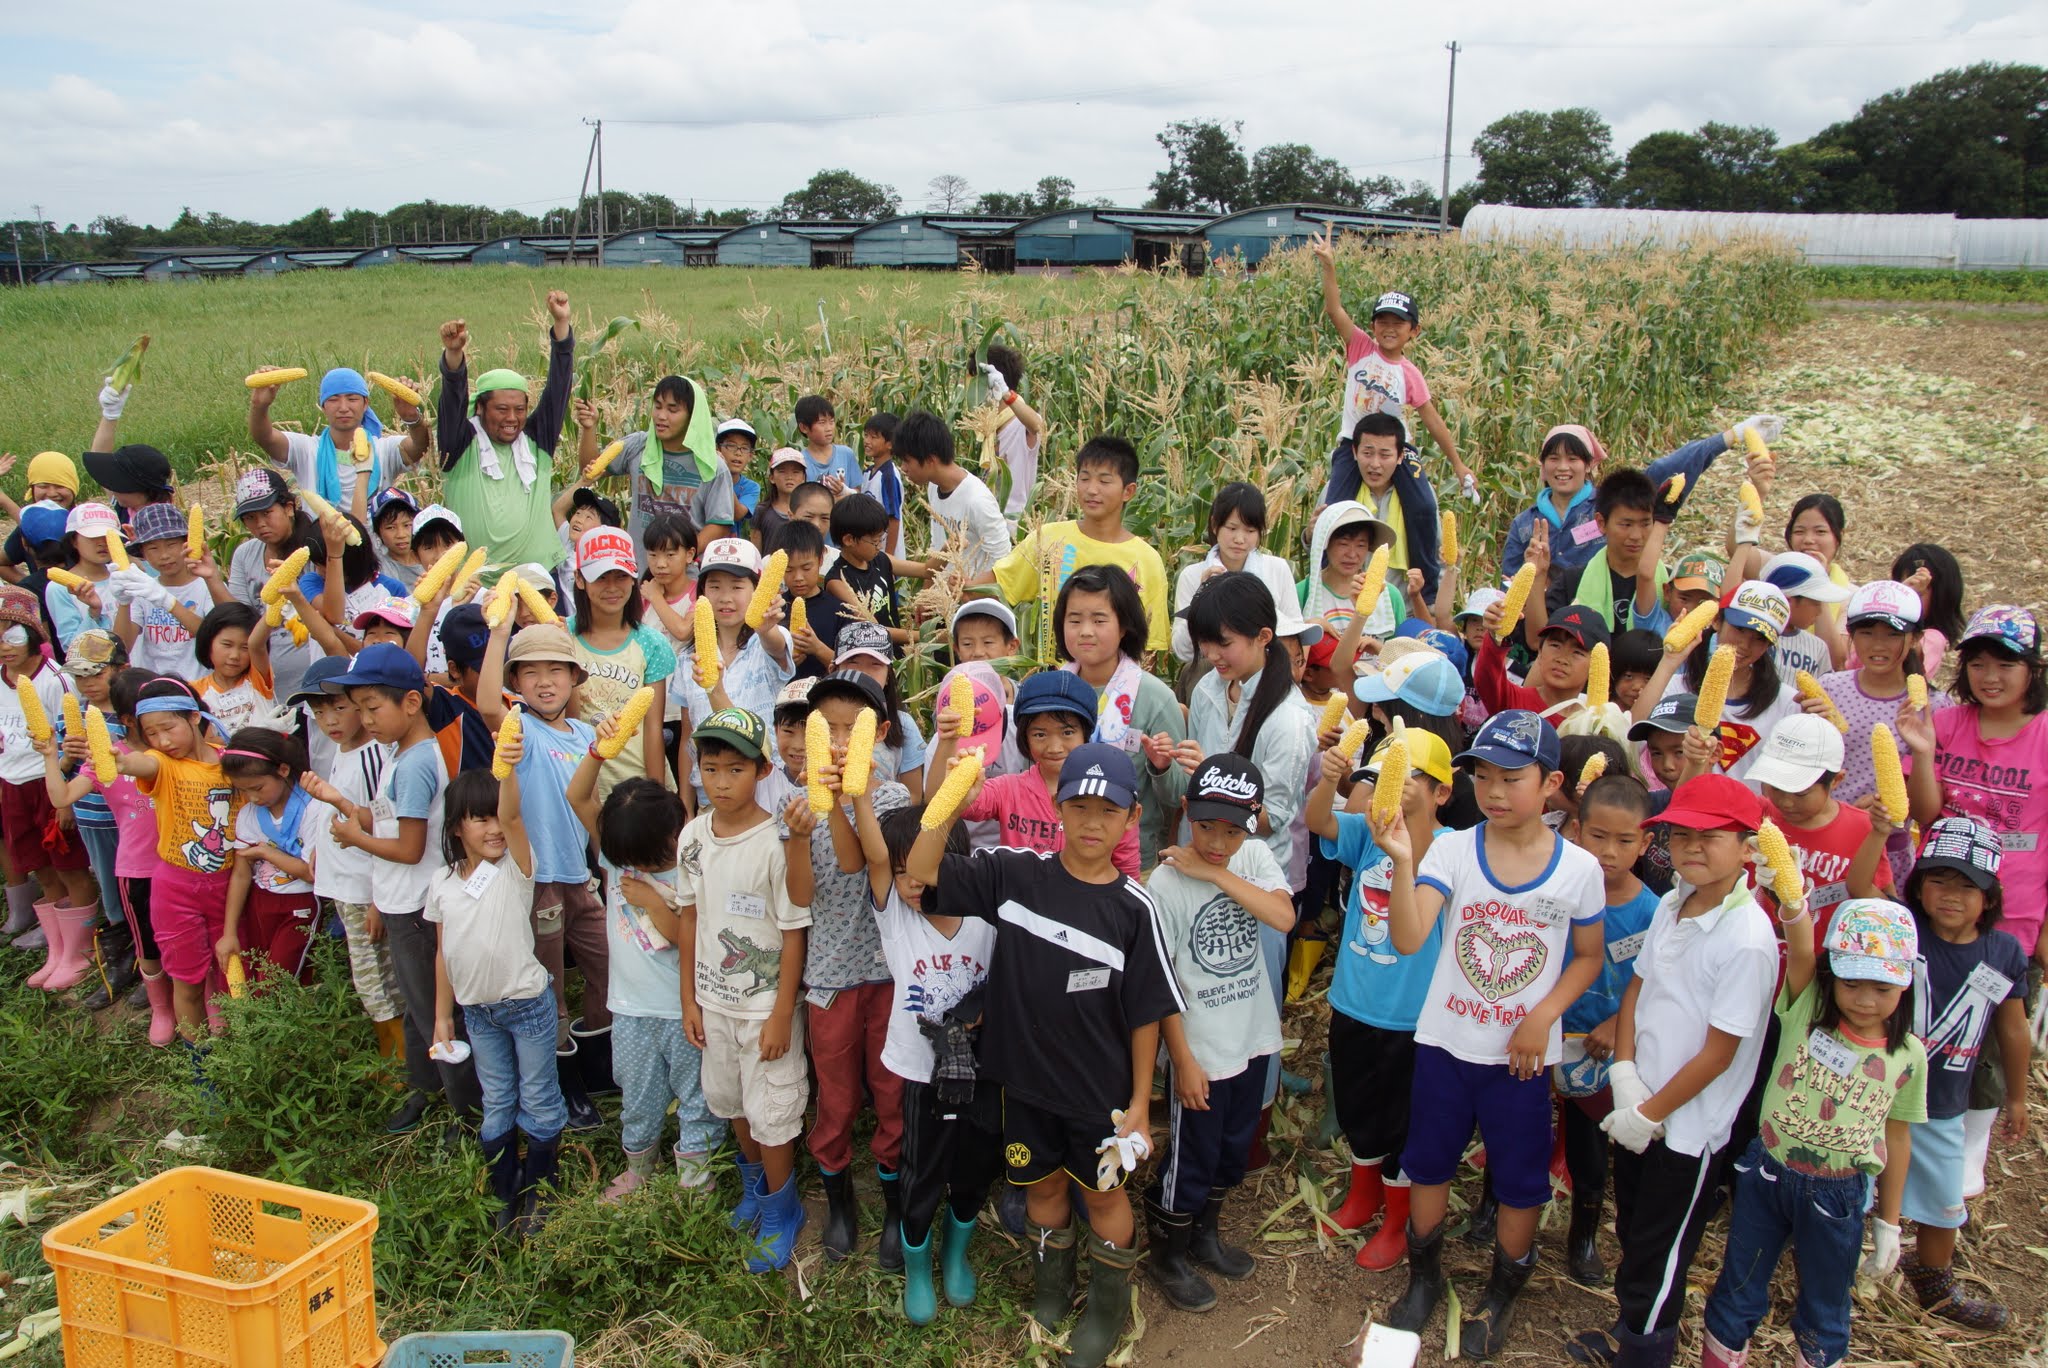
[877,1167,903,1272]
[900,1228,938,1325]
[1568,1194,1607,1286]
[1612,1324,1680,1368]
[22,899,60,987]
[602,1147,657,1203]
[940,1207,978,1307]
[1384,1220,1446,1333]
[1191,1189,1254,1280]
[1699,1332,1750,1368]
[1067,1237,1141,1368]
[1243,1106,1273,1177]
[1285,937,1324,1003]
[42,904,98,992]
[386,1089,432,1134]
[1464,1169,1499,1245]
[1143,1196,1216,1312]
[570,1017,619,1096]
[555,1037,601,1132]
[371,1017,406,1090]
[1315,1051,1343,1150]
[730,1159,766,1231]
[1357,1181,1411,1271]
[1327,1160,1384,1231]
[140,968,178,1049]
[1901,1255,2009,1330]
[1459,1242,1537,1360]
[482,1131,522,1233]
[674,1147,714,1190]
[82,918,138,1010]
[1028,1220,1078,1330]
[0,883,36,940]
[818,1167,858,1260]
[513,1133,561,1238]
[747,1171,806,1273]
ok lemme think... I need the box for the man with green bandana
[433,290,575,571]
[572,374,735,559]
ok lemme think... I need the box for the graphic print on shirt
[1934,752,2033,833]
[903,945,990,1020]
[1351,851,1398,965]
[718,927,779,992]
[1345,352,1411,427]
[1763,1035,1912,1177]
[1453,896,1551,1011]
[1715,720,1764,772]
[182,788,235,873]
[1912,957,2009,1077]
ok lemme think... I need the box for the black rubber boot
[482,1131,522,1234]
[570,1017,619,1096]
[1190,1188,1255,1280]
[556,1038,602,1132]
[1143,1196,1216,1312]
[1567,1196,1606,1286]
[514,1133,562,1239]
[1464,1169,1499,1245]
[819,1167,858,1260]
[81,920,138,1010]
[1459,1242,1537,1360]
[876,1167,903,1272]
[1384,1220,1447,1333]
[386,1090,432,1135]
[1067,1237,1141,1368]
[1028,1220,1078,1330]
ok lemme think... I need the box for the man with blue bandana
[248,365,432,521]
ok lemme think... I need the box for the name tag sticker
[1806,1029,1858,1078]
[1527,896,1572,929]
[371,797,395,824]
[2002,831,2038,854]
[1808,882,1848,911]
[1965,963,2014,1002]
[1608,931,1646,964]
[1066,968,1110,993]
[728,891,768,920]
[804,988,837,1010]
[1571,521,1603,546]
[462,860,498,899]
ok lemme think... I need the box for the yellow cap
[27,452,78,496]
[1364,729,1455,787]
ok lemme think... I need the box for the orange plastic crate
[42,1166,384,1368]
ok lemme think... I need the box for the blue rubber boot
[747,1171,807,1273]
[729,1159,765,1232]
[940,1208,979,1308]
[900,1227,937,1324]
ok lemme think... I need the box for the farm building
[1203,205,1446,266]
[36,261,148,283]
[352,243,483,269]
[470,234,604,267]
[1012,208,1213,270]
[715,222,864,268]
[141,252,266,281]
[603,227,726,267]
[245,249,368,275]
[1461,206,2048,270]
[850,215,1025,270]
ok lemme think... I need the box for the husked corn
[806,712,833,815]
[1584,643,1611,712]
[842,708,878,798]
[922,749,985,829]
[595,687,656,760]
[1695,646,1736,733]
[1795,671,1848,733]
[1872,724,1909,824]
[1495,563,1537,642]
[746,551,788,630]
[1664,600,1718,654]
[491,706,523,780]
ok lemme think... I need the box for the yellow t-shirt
[993,520,1171,653]
[137,751,244,875]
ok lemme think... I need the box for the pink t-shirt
[1339,332,1430,446]
[99,748,159,879]
[1932,707,2048,955]
[960,770,1140,880]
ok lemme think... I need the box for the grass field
[1802,264,2048,303]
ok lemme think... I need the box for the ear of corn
[448,546,490,602]
[295,486,363,546]
[1871,724,1909,823]
[105,531,130,571]
[1318,691,1349,736]
[1664,600,1719,654]
[61,693,82,743]
[1743,427,1770,461]
[491,706,522,780]
[1755,818,1805,912]
[806,711,833,815]
[1334,718,1371,764]
[485,574,520,630]
[1695,645,1736,733]
[244,367,307,388]
[789,595,808,638]
[1795,671,1849,733]
[921,748,985,829]
[366,372,421,406]
[1577,753,1608,794]
[1738,480,1764,522]
[107,334,149,393]
[1439,511,1459,567]
[1353,544,1390,620]
[1371,732,1408,824]
[595,686,656,760]
[264,599,284,628]
[1663,472,1686,504]
[47,568,90,592]
[225,953,246,998]
[261,546,312,604]
[745,550,788,629]
[949,674,975,738]
[16,677,49,743]
[583,440,625,483]
[1906,674,1928,712]
[86,705,117,783]
[842,708,878,798]
[693,597,721,690]
[1495,562,1537,642]
[1584,642,1611,712]
[411,542,468,604]
[186,503,205,561]
[516,579,559,625]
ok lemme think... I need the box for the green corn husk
[106,334,149,391]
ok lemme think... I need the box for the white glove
[112,568,173,612]
[1462,472,1480,504]
[1600,1104,1664,1155]
[99,382,130,421]
[1606,1060,1651,1114]
[1733,499,1764,548]
[1860,1217,1902,1277]
[1093,1108,1151,1192]
[980,363,1010,400]
[1728,414,1784,448]
[2030,996,2048,1053]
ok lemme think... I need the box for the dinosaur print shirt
[680,809,812,1021]
[1412,824,1606,1068]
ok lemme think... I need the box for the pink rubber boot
[1700,1332,1749,1368]
[23,900,63,987]
[40,904,98,992]
[140,969,177,1048]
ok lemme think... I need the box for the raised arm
[528,291,575,453]
[497,764,533,879]
[247,376,293,463]
[566,737,605,842]
[435,319,474,468]
[1310,225,1357,342]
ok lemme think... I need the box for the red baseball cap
[1648,774,1763,833]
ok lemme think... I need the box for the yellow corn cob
[596,686,656,760]
[921,748,985,829]
[1318,691,1349,736]
[448,546,490,602]
[1906,674,1928,712]
[1334,718,1371,764]
[1871,724,1908,824]
[1353,544,1390,619]
[1495,562,1537,642]
[411,542,467,604]
[1794,671,1848,733]
[47,568,90,593]
[485,574,520,630]
[366,371,421,406]
[186,503,205,561]
[61,693,82,743]
[261,546,311,604]
[1738,480,1764,522]
[842,708,878,798]
[286,616,309,648]
[225,953,246,998]
[86,705,117,784]
[264,599,284,628]
[1371,732,1408,824]
[295,485,363,546]
[1755,818,1805,912]
[244,367,307,388]
[1664,472,1686,504]
[745,550,788,630]
[1743,427,1770,461]
[583,440,625,483]
[105,531,129,571]
[16,677,49,743]
[806,711,833,815]
[1439,511,1460,567]
[1584,642,1611,712]
[1577,753,1609,794]
[1664,599,1719,654]
[491,705,522,780]
[1695,645,1736,733]
[789,595,808,638]
[693,597,721,690]
[950,674,975,738]
[516,578,559,625]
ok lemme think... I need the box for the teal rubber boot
[940,1208,979,1307]
[900,1227,937,1324]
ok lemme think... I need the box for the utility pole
[1439,41,1460,230]
[571,119,601,267]
[594,118,606,266]
[29,204,47,260]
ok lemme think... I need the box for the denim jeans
[1703,1139,1869,1366]
[464,981,568,1145]
[77,823,120,927]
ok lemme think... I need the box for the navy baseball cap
[370,488,418,527]
[1186,754,1264,833]
[1454,709,1559,772]
[1542,604,1611,651]
[336,642,426,694]
[438,604,490,670]
[1015,670,1100,725]
[285,655,356,708]
[1627,693,1698,741]
[1055,743,1138,808]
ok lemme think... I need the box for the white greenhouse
[1462,206,2048,270]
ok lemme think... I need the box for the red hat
[1648,774,1763,833]
[1304,622,1339,670]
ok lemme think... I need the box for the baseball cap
[834,620,892,667]
[1629,693,1698,740]
[1760,551,1851,604]
[1844,581,1921,633]
[438,604,490,669]
[504,623,583,670]
[1371,290,1420,325]
[1354,651,1465,717]
[694,706,767,759]
[1652,774,1764,833]
[772,678,815,714]
[510,562,555,594]
[1417,627,1469,675]
[352,598,417,633]
[129,500,187,547]
[576,526,637,582]
[1823,898,1918,988]
[809,669,887,717]
[1748,714,1846,794]
[18,500,69,547]
[1542,604,1612,652]
[937,662,1007,759]
[1014,669,1100,726]
[1274,608,1325,648]
[1671,551,1727,597]
[1361,729,1455,787]
[699,537,762,581]
[715,419,758,445]
[65,502,122,539]
[568,487,623,528]
[1322,503,1395,554]
[1454,587,1504,624]
[370,488,418,527]
[1914,817,2004,892]
[951,599,1018,640]
[1959,604,2038,657]
[83,444,172,496]
[0,587,39,633]
[410,504,463,543]
[1185,754,1265,833]
[1722,580,1792,645]
[1055,743,1138,808]
[61,630,123,678]
[285,655,356,708]
[769,446,807,470]
[335,642,426,695]
[233,467,292,518]
[1455,709,1560,772]
[1304,626,1339,671]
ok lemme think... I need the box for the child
[753,447,808,550]
[1373,710,1607,1360]
[108,500,226,681]
[569,526,677,801]
[1172,482,1303,665]
[992,436,1170,656]
[831,625,927,800]
[1566,775,1778,1368]
[765,680,812,816]
[1700,898,1925,1368]
[905,745,1184,1368]
[1634,581,1800,784]
[575,378,736,554]
[716,419,760,542]
[673,539,797,781]
[429,764,565,1235]
[637,512,701,762]
[979,345,1048,520]
[303,510,405,637]
[405,505,466,675]
[778,521,847,679]
[1141,755,1293,1312]
[787,481,837,552]
[675,707,815,1273]
[0,588,97,973]
[1818,580,1928,881]
[824,494,906,650]
[192,604,276,736]
[860,412,905,560]
[225,468,325,706]
[1301,502,1398,641]
[1892,542,1964,679]
[1477,601,1608,719]
[891,411,1013,589]
[1761,551,1848,679]
[369,489,421,592]
[1749,714,1892,931]
[216,728,324,987]
[1610,629,1662,714]
[790,395,860,492]
[44,502,121,652]
[1535,466,1679,634]
[949,599,1018,671]
[50,633,131,1008]
[1664,551,1725,626]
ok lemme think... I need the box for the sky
[1,0,2043,230]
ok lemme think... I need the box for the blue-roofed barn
[1204,204,1446,267]
[245,248,367,275]
[850,215,1025,271]
[603,227,726,267]
[142,252,266,281]
[715,221,864,268]
[36,262,148,284]
[353,243,481,268]
[1013,208,1213,270]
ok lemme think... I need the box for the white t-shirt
[1170,549,1302,664]
[310,741,385,904]
[925,473,1014,585]
[424,857,547,1006]
[126,578,214,681]
[1775,628,1832,680]
[232,796,329,896]
[1413,825,1606,1066]
[0,665,71,786]
[227,538,321,719]
[278,430,411,516]
[1630,883,1779,1156]
[1146,841,1290,1080]
[1658,672,1802,788]
[679,809,812,1021]
[995,417,1042,518]
[874,885,997,1083]
[600,857,684,1021]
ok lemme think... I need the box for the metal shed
[245,249,365,275]
[851,215,1026,271]
[1204,204,1446,266]
[142,252,266,281]
[1956,219,2048,271]
[715,221,864,268]
[37,261,148,284]
[352,243,481,268]
[471,236,548,267]
[1012,208,1213,271]
[1460,206,1970,269]
[602,227,727,267]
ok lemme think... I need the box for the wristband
[1002,391,1018,406]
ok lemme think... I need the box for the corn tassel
[950,674,975,738]
[1371,732,1408,824]
[921,748,985,829]
[1795,671,1848,733]
[295,486,362,545]
[1664,600,1719,654]
[745,550,787,630]
[260,546,311,604]
[1353,544,1390,620]
[1755,818,1805,913]
[1584,642,1611,712]
[1318,691,1349,736]
[1439,510,1459,567]
[86,705,117,784]
[46,568,90,593]
[15,678,49,743]
[1663,472,1686,504]
[491,706,522,780]
[485,574,520,630]
[411,542,467,604]
[186,503,206,561]
[596,686,656,760]
[448,546,490,602]
[1871,724,1909,824]
[1334,718,1371,764]
[806,712,833,815]
[1906,674,1928,712]
[61,693,82,744]
[1738,480,1764,522]
[105,531,130,571]
[842,708,878,798]
[583,440,625,483]
[516,579,559,625]
[366,371,421,406]
[789,595,808,638]
[1495,562,1537,642]
[1695,646,1736,733]
[244,367,307,388]
[693,597,721,690]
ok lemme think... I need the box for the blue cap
[129,500,187,547]
[18,500,69,547]
[1454,709,1560,772]
[370,488,418,526]
[1354,652,1466,717]
[1417,627,1469,675]
[1014,670,1100,725]
[285,655,356,708]
[320,368,370,403]
[1392,618,1434,641]
[335,642,425,695]
[1055,743,1138,808]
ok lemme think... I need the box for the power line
[1473,33,2042,50]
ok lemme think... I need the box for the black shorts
[1003,1092,1121,1189]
